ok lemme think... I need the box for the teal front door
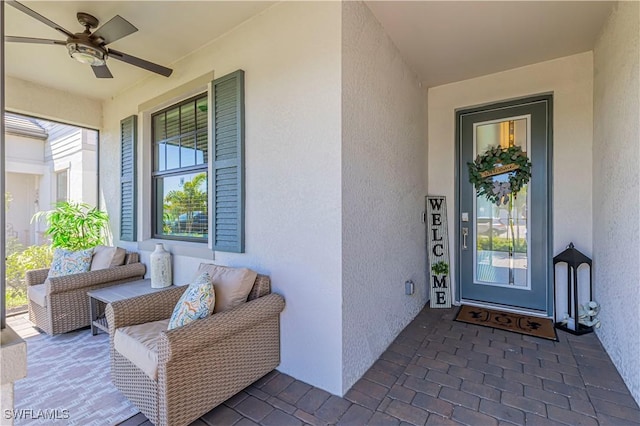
[458,96,552,314]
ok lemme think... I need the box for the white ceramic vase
[150,243,172,288]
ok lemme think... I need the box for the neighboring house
[4,113,97,246]
[4,0,639,407]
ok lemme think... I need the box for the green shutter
[120,115,137,242]
[212,70,245,252]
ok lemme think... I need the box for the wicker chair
[106,274,285,426]
[26,252,146,335]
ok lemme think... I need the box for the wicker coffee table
[88,279,178,335]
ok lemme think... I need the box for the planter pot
[150,243,172,288]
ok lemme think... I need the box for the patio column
[0,4,27,422]
[0,327,27,426]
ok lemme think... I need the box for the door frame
[455,94,554,316]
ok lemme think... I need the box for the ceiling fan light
[67,42,106,66]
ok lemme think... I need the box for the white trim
[138,238,213,260]
[136,75,213,248]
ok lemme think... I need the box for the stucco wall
[5,173,37,246]
[593,1,640,403]
[101,2,344,394]
[428,52,594,303]
[6,76,102,130]
[5,134,44,173]
[341,2,428,393]
[5,134,44,245]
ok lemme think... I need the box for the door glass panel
[473,117,530,289]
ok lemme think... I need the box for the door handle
[462,227,469,250]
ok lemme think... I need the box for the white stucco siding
[341,2,428,393]
[101,2,344,394]
[80,149,98,207]
[6,76,102,130]
[5,133,44,245]
[593,1,640,403]
[5,134,44,174]
[428,52,594,303]
[5,173,38,246]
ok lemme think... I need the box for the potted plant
[33,201,110,250]
[431,261,449,276]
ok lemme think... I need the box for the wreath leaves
[467,145,532,206]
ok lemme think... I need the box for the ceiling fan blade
[5,36,66,45]
[92,15,138,45]
[6,0,74,39]
[92,64,113,79]
[108,48,173,77]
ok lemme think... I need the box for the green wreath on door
[467,145,532,205]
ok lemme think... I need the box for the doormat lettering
[455,305,557,341]
[426,195,451,308]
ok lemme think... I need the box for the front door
[458,96,552,314]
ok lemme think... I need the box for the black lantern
[553,242,594,335]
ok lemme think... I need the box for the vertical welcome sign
[426,196,451,308]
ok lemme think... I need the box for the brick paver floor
[121,306,640,425]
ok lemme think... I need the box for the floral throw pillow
[47,248,94,278]
[168,273,216,330]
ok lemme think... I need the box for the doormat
[455,305,558,341]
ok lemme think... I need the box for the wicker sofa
[106,273,285,426]
[26,252,146,335]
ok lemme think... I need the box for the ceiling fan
[5,0,173,78]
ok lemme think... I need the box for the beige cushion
[91,246,127,270]
[28,283,47,307]
[111,247,127,266]
[114,318,170,380]
[194,264,257,313]
[91,246,116,270]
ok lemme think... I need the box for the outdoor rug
[13,328,138,425]
[455,305,558,341]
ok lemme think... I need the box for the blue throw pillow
[168,273,216,330]
[47,248,93,278]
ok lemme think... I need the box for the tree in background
[164,173,207,234]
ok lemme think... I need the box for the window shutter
[120,115,137,242]
[212,70,245,252]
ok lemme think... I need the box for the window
[152,94,208,241]
[56,170,68,202]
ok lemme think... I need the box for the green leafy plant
[5,244,53,309]
[5,191,12,211]
[467,145,531,206]
[431,261,449,276]
[33,201,110,250]
[6,236,24,257]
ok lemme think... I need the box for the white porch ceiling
[5,1,614,101]
[5,1,277,100]
[365,1,613,88]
